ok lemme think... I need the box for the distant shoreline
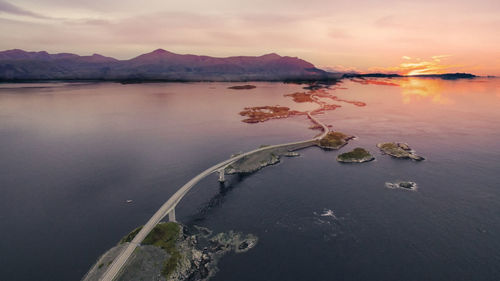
[0,73,491,84]
[0,49,488,83]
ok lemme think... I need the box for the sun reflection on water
[398,78,453,105]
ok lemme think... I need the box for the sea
[0,78,499,281]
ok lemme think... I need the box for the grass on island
[377,142,411,157]
[142,222,181,278]
[378,142,399,151]
[337,148,372,161]
[119,226,143,244]
[319,132,350,148]
[377,142,424,161]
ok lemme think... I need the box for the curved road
[98,112,329,281]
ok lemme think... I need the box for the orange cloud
[369,55,464,76]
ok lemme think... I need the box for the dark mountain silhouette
[0,49,335,82]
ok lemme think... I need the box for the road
[98,112,329,281]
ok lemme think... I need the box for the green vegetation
[379,142,405,153]
[318,132,351,149]
[119,226,143,244]
[337,148,374,163]
[142,222,181,278]
[98,263,104,269]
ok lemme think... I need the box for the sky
[0,0,499,75]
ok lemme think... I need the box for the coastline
[0,73,490,84]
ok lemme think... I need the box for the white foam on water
[320,208,337,219]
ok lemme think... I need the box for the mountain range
[0,49,336,82]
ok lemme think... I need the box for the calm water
[0,79,499,281]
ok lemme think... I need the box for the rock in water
[337,147,374,163]
[377,142,425,161]
[82,223,258,281]
[398,182,415,189]
[385,181,418,191]
[317,131,354,150]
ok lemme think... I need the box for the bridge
[98,112,329,281]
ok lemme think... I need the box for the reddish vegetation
[351,78,400,86]
[328,96,366,107]
[309,124,323,130]
[311,104,342,115]
[308,123,334,131]
[297,88,365,108]
[239,84,366,124]
[239,106,305,123]
[284,92,314,103]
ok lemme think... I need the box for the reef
[337,148,374,163]
[377,142,425,161]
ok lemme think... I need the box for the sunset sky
[0,0,499,75]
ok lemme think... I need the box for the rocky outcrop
[225,141,314,175]
[336,148,374,163]
[82,224,257,281]
[385,181,418,191]
[377,142,424,161]
[168,226,258,281]
[225,150,280,174]
[317,131,354,150]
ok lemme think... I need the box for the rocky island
[228,85,257,90]
[385,181,418,191]
[225,141,314,174]
[317,131,354,150]
[337,148,374,163]
[225,130,356,174]
[239,106,305,123]
[82,222,257,281]
[377,142,424,161]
